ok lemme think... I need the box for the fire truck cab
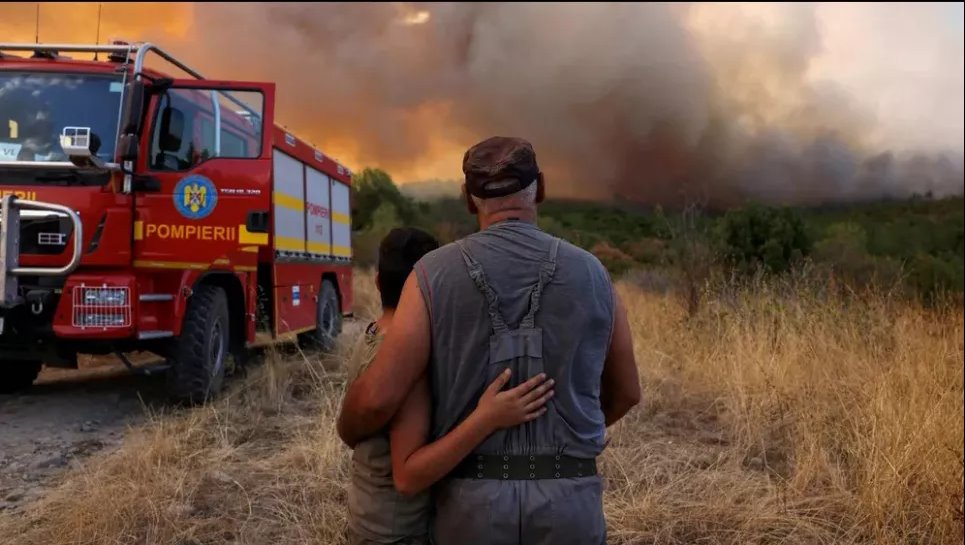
[0,42,353,401]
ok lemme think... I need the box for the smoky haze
[2,2,963,206]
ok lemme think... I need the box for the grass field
[0,271,961,545]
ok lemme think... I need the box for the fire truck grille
[72,285,132,329]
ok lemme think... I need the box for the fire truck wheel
[0,361,42,394]
[299,280,342,352]
[166,284,230,404]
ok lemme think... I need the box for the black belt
[450,453,597,481]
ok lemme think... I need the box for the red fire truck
[0,42,353,401]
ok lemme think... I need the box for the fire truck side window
[149,88,263,171]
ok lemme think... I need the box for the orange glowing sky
[2,2,962,202]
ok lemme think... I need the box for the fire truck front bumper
[52,274,138,339]
[3,195,138,339]
[0,275,137,340]
[0,273,139,365]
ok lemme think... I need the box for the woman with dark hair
[344,227,554,545]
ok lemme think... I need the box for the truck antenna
[34,3,40,43]
[94,3,103,60]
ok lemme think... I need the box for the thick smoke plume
[2,2,963,206]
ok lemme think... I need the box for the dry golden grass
[0,271,961,545]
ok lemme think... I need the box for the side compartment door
[331,178,352,261]
[305,164,332,258]
[271,149,305,257]
[133,80,275,273]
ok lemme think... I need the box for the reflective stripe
[238,224,269,245]
[274,235,305,252]
[133,259,209,270]
[274,192,304,212]
[307,240,331,254]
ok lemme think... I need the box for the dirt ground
[0,329,355,517]
[0,356,168,513]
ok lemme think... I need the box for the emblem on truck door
[173,175,218,220]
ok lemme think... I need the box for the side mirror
[118,133,139,163]
[119,80,146,135]
[158,107,184,152]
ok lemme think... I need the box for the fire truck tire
[0,361,42,394]
[166,285,230,404]
[299,280,342,352]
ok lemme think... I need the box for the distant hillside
[399,179,462,201]
[353,168,964,299]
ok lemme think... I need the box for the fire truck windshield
[0,71,122,172]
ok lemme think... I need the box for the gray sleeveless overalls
[414,221,614,545]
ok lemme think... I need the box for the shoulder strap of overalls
[520,237,562,329]
[456,239,509,333]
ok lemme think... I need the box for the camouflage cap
[462,136,540,199]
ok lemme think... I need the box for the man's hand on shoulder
[337,272,432,448]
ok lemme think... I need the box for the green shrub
[351,168,418,231]
[717,204,811,274]
[352,202,402,267]
[907,253,963,302]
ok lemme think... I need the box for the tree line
[351,168,964,304]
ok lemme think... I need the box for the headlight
[83,287,128,306]
[72,285,132,329]
[77,313,129,328]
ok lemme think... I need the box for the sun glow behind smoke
[401,10,431,26]
[0,2,961,205]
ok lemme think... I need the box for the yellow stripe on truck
[135,259,249,271]
[274,235,305,252]
[332,211,350,225]
[307,240,331,254]
[238,224,269,245]
[274,193,304,212]
[333,244,352,257]
[134,260,210,270]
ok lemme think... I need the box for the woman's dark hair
[378,227,439,309]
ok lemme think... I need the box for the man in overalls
[338,136,642,544]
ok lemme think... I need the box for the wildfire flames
[2,2,962,206]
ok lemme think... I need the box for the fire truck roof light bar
[0,43,135,54]
[0,42,205,80]
[2,42,260,157]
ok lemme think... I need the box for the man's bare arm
[337,272,431,447]
[600,291,641,426]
